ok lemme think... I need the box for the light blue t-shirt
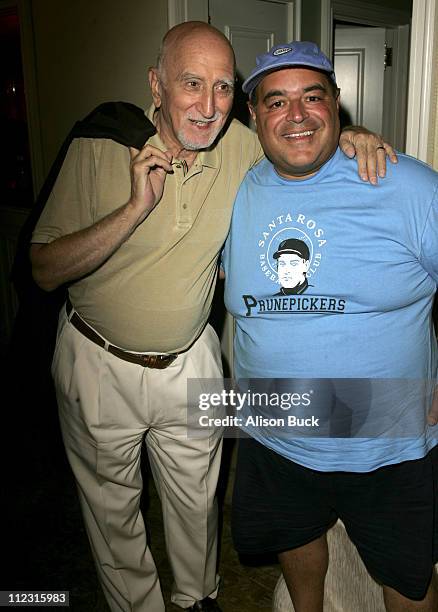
[222,147,438,472]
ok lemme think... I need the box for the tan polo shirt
[32,108,263,352]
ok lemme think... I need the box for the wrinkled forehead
[164,31,235,78]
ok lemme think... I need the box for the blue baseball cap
[242,41,337,97]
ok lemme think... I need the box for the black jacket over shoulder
[8,102,156,398]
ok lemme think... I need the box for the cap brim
[243,62,336,95]
[273,249,307,259]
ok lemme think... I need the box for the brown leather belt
[66,299,178,369]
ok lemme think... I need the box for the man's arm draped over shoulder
[339,126,397,185]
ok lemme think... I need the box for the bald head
[157,21,235,82]
[149,21,236,155]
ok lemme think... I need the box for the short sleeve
[31,138,97,244]
[419,183,438,284]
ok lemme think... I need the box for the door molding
[405,0,437,162]
[326,2,411,151]
[167,0,208,27]
[321,0,411,57]
[167,0,301,40]
[321,0,438,163]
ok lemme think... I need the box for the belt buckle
[141,353,177,369]
[165,354,178,367]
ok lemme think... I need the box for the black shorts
[232,438,438,600]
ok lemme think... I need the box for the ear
[248,100,257,125]
[148,67,162,108]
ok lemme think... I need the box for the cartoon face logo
[273,238,310,295]
[258,214,325,292]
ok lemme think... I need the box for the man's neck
[154,110,199,169]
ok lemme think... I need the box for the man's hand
[31,144,174,292]
[128,144,173,224]
[427,386,438,426]
[339,126,398,185]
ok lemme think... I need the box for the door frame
[405,0,437,162]
[167,0,301,41]
[321,0,437,163]
[325,1,410,152]
[320,0,411,57]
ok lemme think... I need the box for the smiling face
[249,68,340,180]
[149,25,235,155]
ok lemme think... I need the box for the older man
[222,41,438,612]
[30,21,394,612]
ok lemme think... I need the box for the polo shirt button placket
[177,166,191,228]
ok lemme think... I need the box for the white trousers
[52,307,223,611]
